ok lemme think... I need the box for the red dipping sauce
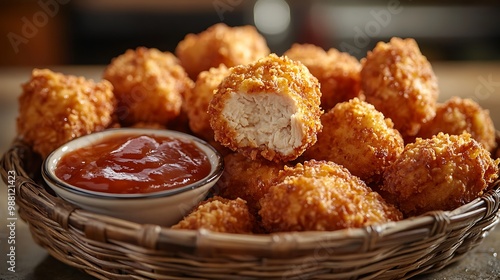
[55,134,212,194]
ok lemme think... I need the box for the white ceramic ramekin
[42,128,224,226]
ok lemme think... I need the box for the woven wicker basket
[2,138,500,280]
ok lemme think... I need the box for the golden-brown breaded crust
[176,23,270,79]
[17,69,116,158]
[417,97,496,152]
[103,47,193,126]
[361,37,438,137]
[208,54,323,162]
[284,43,363,111]
[382,132,499,217]
[171,196,255,234]
[302,98,404,184]
[259,160,403,232]
[215,152,286,215]
[185,64,231,141]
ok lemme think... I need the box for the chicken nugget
[176,23,270,79]
[103,47,193,126]
[17,69,116,158]
[185,64,231,141]
[361,37,438,137]
[302,98,404,184]
[284,43,363,111]
[215,152,286,215]
[382,132,499,217]
[171,196,255,234]
[208,54,323,162]
[259,160,403,232]
[417,97,496,152]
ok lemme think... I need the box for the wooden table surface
[0,63,499,279]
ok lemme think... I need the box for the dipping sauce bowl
[42,128,224,226]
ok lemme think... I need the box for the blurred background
[1,0,500,67]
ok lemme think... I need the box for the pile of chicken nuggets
[16,23,500,234]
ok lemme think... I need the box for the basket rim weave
[2,137,500,280]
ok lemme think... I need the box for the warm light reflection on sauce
[55,134,211,194]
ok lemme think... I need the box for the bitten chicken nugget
[259,160,403,232]
[176,23,270,79]
[302,98,404,184]
[208,54,323,162]
[17,69,116,158]
[382,132,499,217]
[215,152,286,215]
[171,196,255,234]
[284,43,363,111]
[417,97,496,152]
[185,64,231,141]
[361,37,438,137]
[103,47,193,126]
